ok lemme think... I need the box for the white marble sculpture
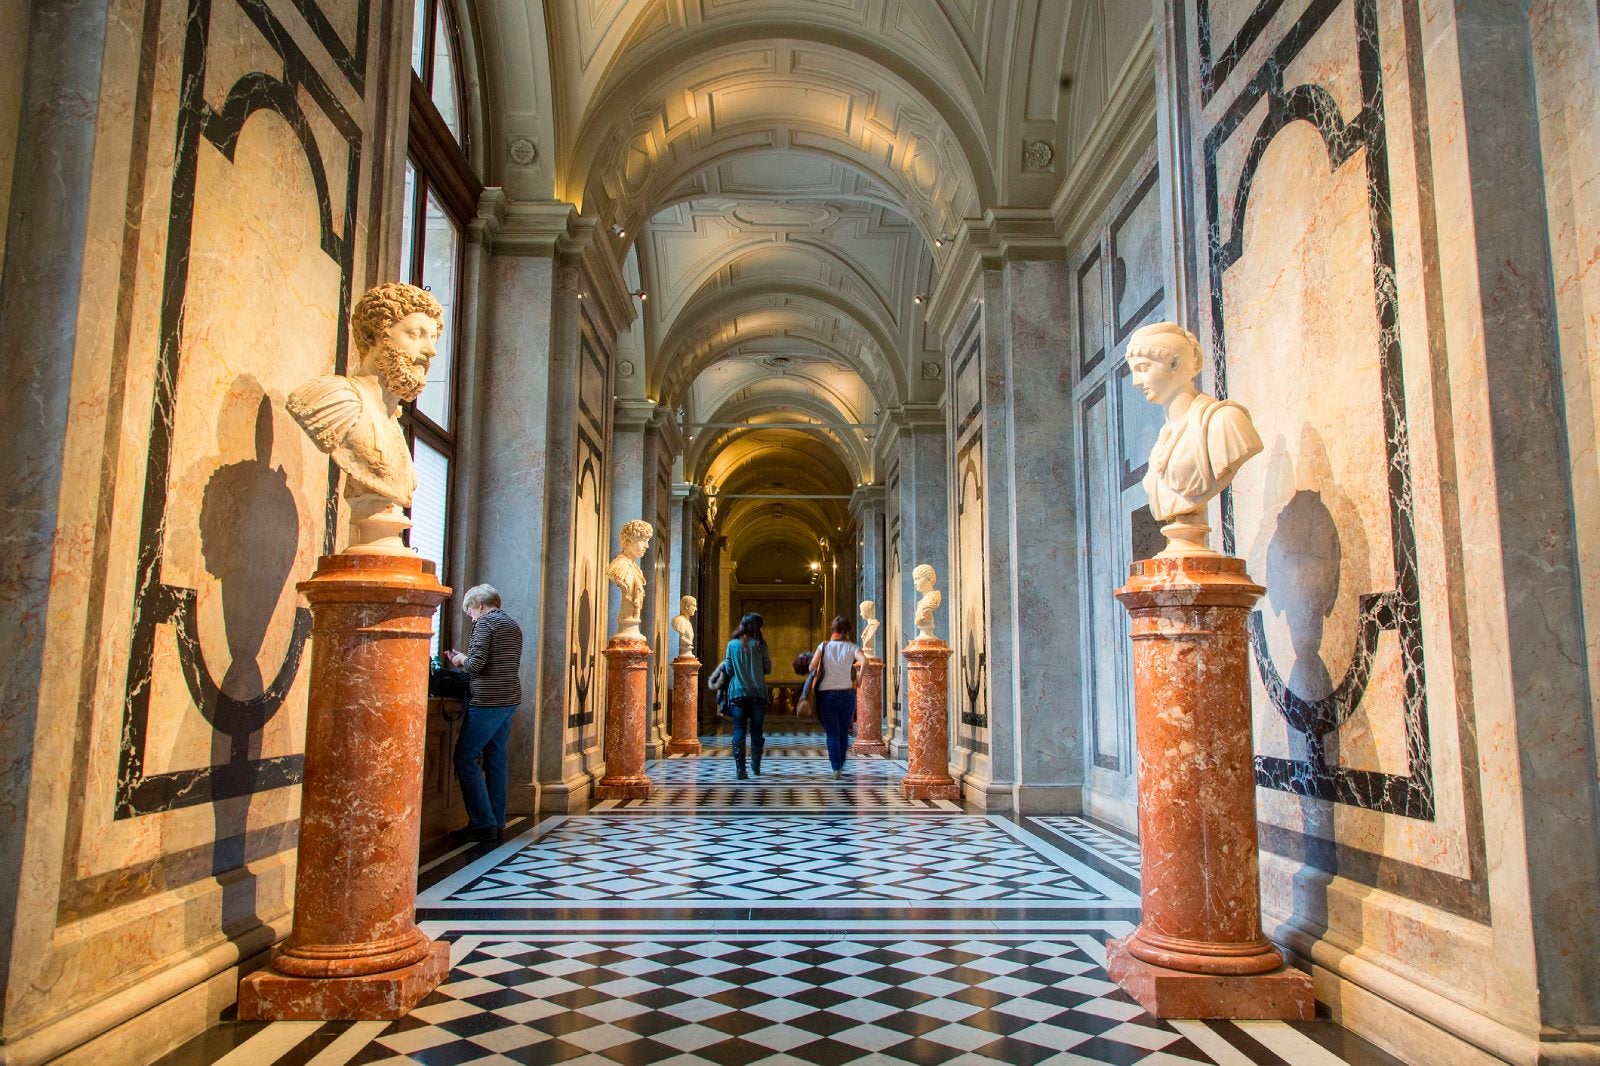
[607,519,653,640]
[1125,322,1263,557]
[912,565,941,641]
[858,600,879,657]
[287,282,443,553]
[671,595,697,657]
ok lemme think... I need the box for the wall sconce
[610,223,626,237]
[933,234,951,248]
[630,289,648,301]
[912,294,926,305]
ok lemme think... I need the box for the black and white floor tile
[157,733,1403,1066]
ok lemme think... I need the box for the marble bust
[671,595,697,657]
[1125,322,1263,557]
[858,600,879,657]
[287,282,443,553]
[607,519,653,640]
[912,565,941,641]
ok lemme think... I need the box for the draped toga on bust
[286,375,415,505]
[1141,394,1262,522]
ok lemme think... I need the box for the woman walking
[810,615,867,779]
[723,612,772,779]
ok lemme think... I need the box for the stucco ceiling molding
[564,35,990,237]
[655,283,905,405]
[688,391,874,484]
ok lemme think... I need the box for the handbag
[708,660,733,720]
[796,643,822,717]
[429,657,470,701]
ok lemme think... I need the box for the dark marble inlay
[116,0,363,819]
[1204,0,1433,821]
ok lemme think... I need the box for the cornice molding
[890,402,946,431]
[848,483,887,518]
[475,192,635,337]
[613,397,660,432]
[923,22,1159,345]
[1052,23,1159,250]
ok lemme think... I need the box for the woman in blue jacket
[723,613,772,779]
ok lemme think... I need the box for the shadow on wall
[187,377,302,897]
[1256,425,1381,948]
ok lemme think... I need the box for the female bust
[1124,322,1262,556]
[912,564,941,641]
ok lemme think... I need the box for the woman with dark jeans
[722,612,772,779]
[809,615,867,778]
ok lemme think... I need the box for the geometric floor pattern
[156,730,1402,1065]
[357,935,1219,1065]
[1031,817,1143,876]
[418,814,1138,907]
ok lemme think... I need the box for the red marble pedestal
[239,552,450,1021]
[667,656,702,755]
[596,636,653,800]
[1107,555,1314,1019]
[899,638,960,801]
[852,657,888,756]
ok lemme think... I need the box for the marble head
[912,564,937,592]
[619,519,653,557]
[352,283,444,404]
[1125,322,1203,408]
[679,595,697,616]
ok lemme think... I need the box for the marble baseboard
[1081,785,1137,832]
[536,771,594,813]
[13,927,282,1066]
[1282,920,1600,1065]
[1015,783,1084,816]
[506,782,538,817]
[955,771,1015,811]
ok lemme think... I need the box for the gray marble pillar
[886,406,949,759]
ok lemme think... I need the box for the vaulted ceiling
[473,0,1153,548]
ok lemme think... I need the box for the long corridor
[160,734,1397,1066]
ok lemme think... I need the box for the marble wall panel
[565,314,611,761]
[1072,147,1167,830]
[1192,0,1483,916]
[951,321,989,760]
[3,0,407,1053]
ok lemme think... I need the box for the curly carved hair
[350,282,444,351]
[619,519,654,547]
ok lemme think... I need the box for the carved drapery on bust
[671,595,697,657]
[286,282,443,553]
[858,600,879,657]
[1125,322,1263,557]
[607,519,653,641]
[911,565,941,641]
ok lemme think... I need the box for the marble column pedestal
[899,639,960,801]
[596,636,653,800]
[1107,556,1313,1020]
[239,553,450,1020]
[852,657,888,756]
[668,656,702,756]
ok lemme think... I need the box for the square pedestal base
[852,741,889,756]
[901,778,961,801]
[238,940,450,1021]
[595,778,653,800]
[666,740,702,755]
[1106,937,1314,1019]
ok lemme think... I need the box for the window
[404,0,481,653]
[411,0,465,149]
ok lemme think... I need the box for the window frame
[403,0,482,653]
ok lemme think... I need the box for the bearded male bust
[288,282,443,551]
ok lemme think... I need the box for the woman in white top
[809,615,868,779]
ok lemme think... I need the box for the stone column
[668,656,702,755]
[239,554,450,1019]
[596,634,652,800]
[899,638,959,800]
[886,408,948,759]
[1106,556,1312,1019]
[852,657,888,756]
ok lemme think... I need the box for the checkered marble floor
[157,733,1401,1066]
[613,738,938,812]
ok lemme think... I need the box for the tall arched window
[404,0,481,651]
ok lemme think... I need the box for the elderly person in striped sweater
[445,584,524,843]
